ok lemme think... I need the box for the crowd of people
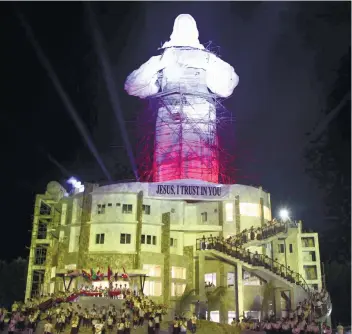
[228,297,333,333]
[171,315,197,333]
[0,289,169,334]
[44,294,167,334]
[228,220,288,247]
[198,232,332,326]
[200,235,299,282]
[200,220,287,251]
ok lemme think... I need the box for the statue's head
[161,14,204,49]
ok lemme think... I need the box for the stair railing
[196,237,331,321]
[228,220,290,246]
[196,238,312,294]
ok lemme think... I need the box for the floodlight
[279,209,290,221]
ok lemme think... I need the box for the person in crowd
[154,313,161,333]
[70,312,80,334]
[172,316,179,334]
[94,319,104,334]
[44,319,54,334]
[124,317,131,334]
[8,316,17,334]
[0,308,5,332]
[148,316,155,334]
[116,318,125,334]
[27,312,36,334]
[106,313,114,333]
[190,313,197,333]
[337,324,344,334]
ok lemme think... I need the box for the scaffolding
[25,197,62,300]
[134,83,237,184]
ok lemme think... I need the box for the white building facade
[25,179,328,324]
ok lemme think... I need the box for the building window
[205,311,220,323]
[227,272,235,287]
[171,282,186,296]
[96,233,105,244]
[144,280,162,296]
[225,203,233,222]
[120,233,131,244]
[310,284,319,291]
[289,244,293,253]
[204,273,216,286]
[201,212,208,222]
[108,203,112,207]
[170,238,178,247]
[278,244,285,253]
[239,203,260,217]
[304,265,318,280]
[301,237,315,247]
[37,221,47,239]
[39,202,52,216]
[97,204,106,214]
[143,264,161,277]
[116,203,121,207]
[172,267,186,279]
[141,234,157,245]
[142,205,151,215]
[122,204,133,214]
[243,271,261,286]
[34,246,47,265]
[244,311,260,320]
[303,251,316,262]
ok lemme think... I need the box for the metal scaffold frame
[25,197,62,300]
[134,87,237,184]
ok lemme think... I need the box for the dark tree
[305,48,351,325]
[0,258,28,308]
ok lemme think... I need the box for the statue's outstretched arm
[125,55,165,99]
[206,54,239,98]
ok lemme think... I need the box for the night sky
[0,2,350,263]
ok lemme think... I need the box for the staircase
[196,239,331,322]
[231,220,290,248]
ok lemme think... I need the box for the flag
[91,269,97,280]
[96,269,104,280]
[108,266,113,282]
[82,270,91,281]
[121,267,129,280]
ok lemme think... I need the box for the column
[161,212,171,306]
[219,263,227,324]
[235,196,241,234]
[274,288,282,318]
[134,191,143,269]
[197,252,205,299]
[196,252,207,319]
[235,263,244,319]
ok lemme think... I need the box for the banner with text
[148,182,230,201]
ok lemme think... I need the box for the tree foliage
[0,258,28,308]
